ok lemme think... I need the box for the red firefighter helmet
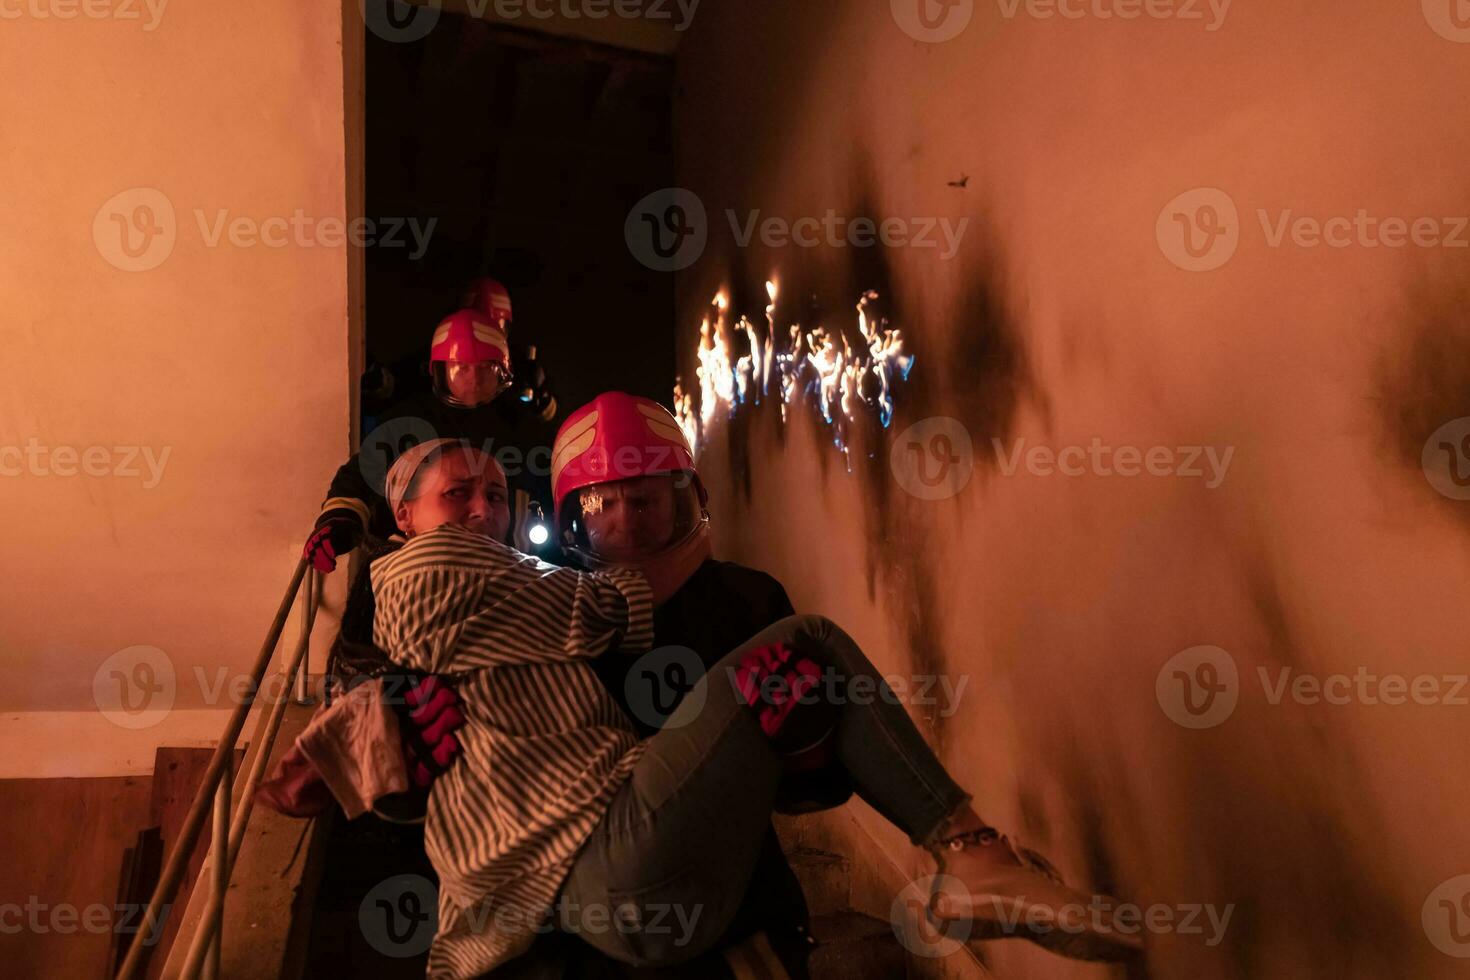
[429,309,512,409]
[463,278,513,329]
[551,391,708,568]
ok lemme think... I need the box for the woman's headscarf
[384,437,472,514]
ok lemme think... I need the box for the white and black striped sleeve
[372,523,654,673]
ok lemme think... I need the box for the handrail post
[293,569,319,706]
[204,762,231,980]
[175,567,321,980]
[115,558,308,980]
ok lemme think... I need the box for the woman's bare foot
[925,817,1143,963]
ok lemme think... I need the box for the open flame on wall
[674,280,915,466]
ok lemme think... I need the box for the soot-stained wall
[672,2,1470,977]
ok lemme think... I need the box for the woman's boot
[926,825,1144,963]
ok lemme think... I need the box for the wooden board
[0,775,152,978]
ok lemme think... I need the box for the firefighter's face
[396,447,511,541]
[445,360,506,407]
[580,475,677,562]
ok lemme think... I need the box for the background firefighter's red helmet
[429,309,512,409]
[551,391,708,568]
[462,277,513,329]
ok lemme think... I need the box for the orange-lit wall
[676,2,1470,976]
[0,2,352,745]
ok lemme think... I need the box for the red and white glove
[732,640,835,764]
[303,510,365,574]
[400,675,465,789]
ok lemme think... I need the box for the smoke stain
[1375,266,1470,528]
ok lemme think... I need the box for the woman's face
[580,475,678,562]
[395,448,511,541]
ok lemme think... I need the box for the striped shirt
[372,523,654,978]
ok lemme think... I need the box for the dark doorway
[364,13,676,424]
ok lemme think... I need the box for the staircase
[776,812,991,980]
[775,820,926,980]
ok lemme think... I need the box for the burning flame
[675,283,915,465]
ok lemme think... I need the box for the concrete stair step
[808,910,908,980]
[786,845,851,917]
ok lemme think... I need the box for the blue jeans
[557,614,971,966]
